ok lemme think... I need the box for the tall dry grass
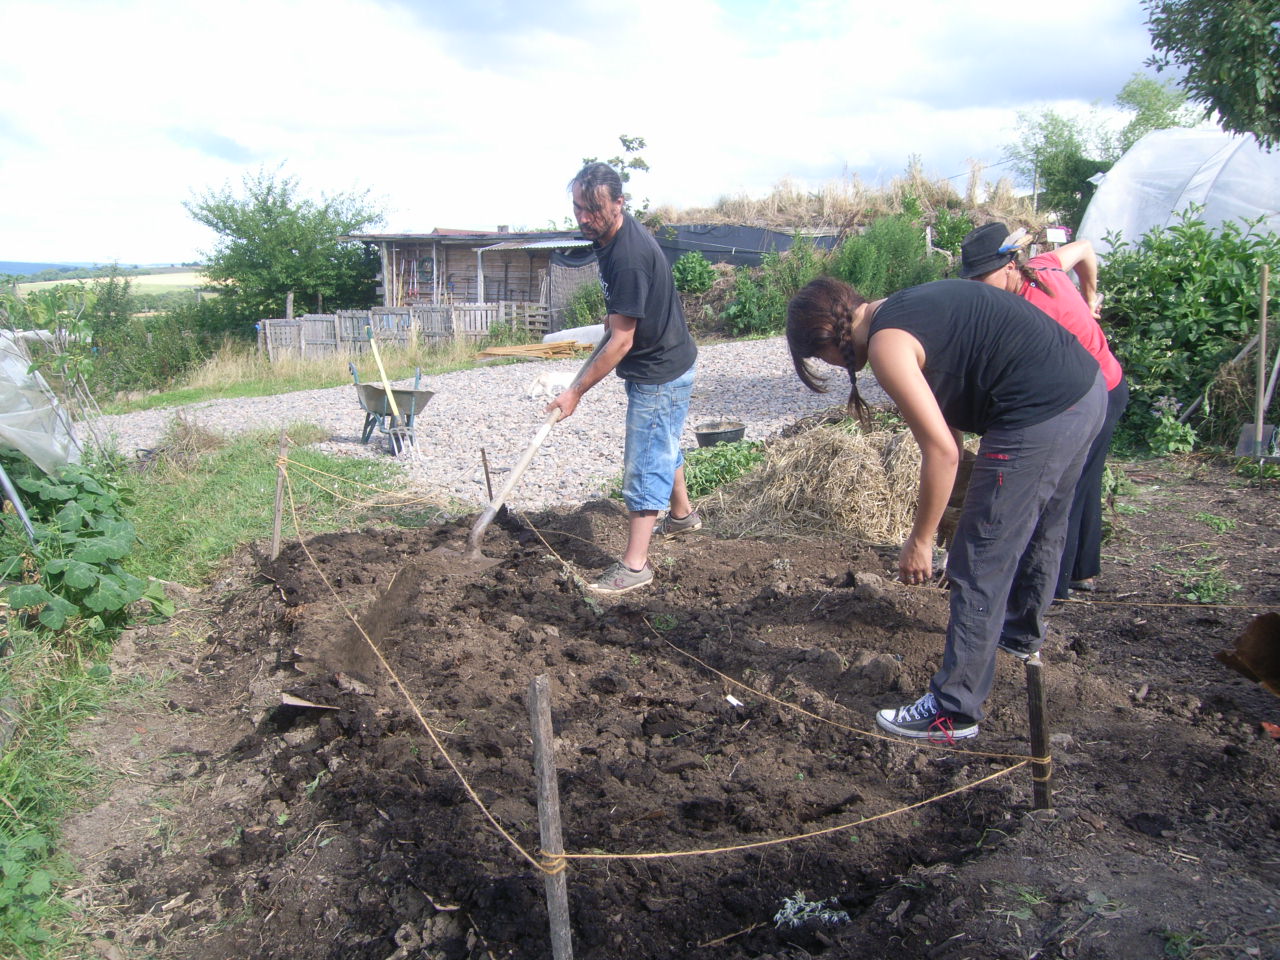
[182,338,475,391]
[104,336,490,414]
[651,164,1044,235]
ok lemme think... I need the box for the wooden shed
[346,229,595,315]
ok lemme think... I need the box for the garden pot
[694,420,746,447]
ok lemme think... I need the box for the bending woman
[959,223,1129,598]
[787,278,1106,741]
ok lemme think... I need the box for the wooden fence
[257,301,550,359]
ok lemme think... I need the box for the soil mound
[66,460,1280,959]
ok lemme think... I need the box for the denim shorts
[621,365,696,512]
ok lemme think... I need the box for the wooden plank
[475,342,588,360]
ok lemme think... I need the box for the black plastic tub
[694,420,746,447]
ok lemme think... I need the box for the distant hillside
[1,260,80,276]
[6,263,205,285]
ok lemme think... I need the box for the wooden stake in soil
[528,675,574,960]
[270,428,287,561]
[1024,654,1053,809]
[1253,264,1269,454]
[480,447,495,502]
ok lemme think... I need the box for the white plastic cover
[1079,128,1280,256]
[543,323,606,345]
[0,331,81,474]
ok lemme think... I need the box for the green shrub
[563,281,605,329]
[684,439,765,498]
[479,320,533,348]
[0,453,169,632]
[85,277,255,398]
[0,831,56,951]
[722,238,828,336]
[830,214,947,300]
[1100,207,1280,451]
[672,251,716,295]
[931,208,974,257]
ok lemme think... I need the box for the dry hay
[1202,346,1280,446]
[703,422,921,544]
[132,413,229,470]
[650,165,1045,237]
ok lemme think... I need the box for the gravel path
[92,337,888,510]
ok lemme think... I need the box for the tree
[581,134,655,223]
[1114,73,1198,152]
[1005,109,1113,231]
[185,168,384,322]
[1144,0,1280,148]
[581,134,650,187]
[1004,73,1199,230]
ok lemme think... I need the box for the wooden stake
[480,448,495,502]
[270,428,287,561]
[528,675,574,960]
[1024,654,1053,810]
[1255,264,1269,453]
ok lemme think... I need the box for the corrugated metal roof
[477,238,592,252]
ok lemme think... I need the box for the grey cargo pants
[932,372,1107,723]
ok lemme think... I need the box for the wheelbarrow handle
[365,326,401,420]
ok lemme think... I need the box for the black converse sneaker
[875,691,978,743]
[997,639,1040,661]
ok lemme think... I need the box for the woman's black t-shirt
[869,279,1099,434]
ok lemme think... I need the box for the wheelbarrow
[350,363,435,455]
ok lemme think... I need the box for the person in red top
[959,223,1129,599]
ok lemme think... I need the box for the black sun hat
[958,222,1027,279]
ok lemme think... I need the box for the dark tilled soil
[66,457,1280,960]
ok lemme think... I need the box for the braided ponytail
[1017,262,1057,298]
[786,277,871,427]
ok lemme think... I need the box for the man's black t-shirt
[869,280,1099,434]
[593,214,697,384]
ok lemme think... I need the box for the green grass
[0,625,114,958]
[18,270,205,296]
[0,420,418,954]
[124,422,401,585]
[99,337,528,415]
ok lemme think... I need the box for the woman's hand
[898,535,934,584]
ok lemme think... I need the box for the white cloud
[0,0,1155,264]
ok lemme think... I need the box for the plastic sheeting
[0,331,80,474]
[1079,128,1280,256]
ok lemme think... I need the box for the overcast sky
[0,0,1159,265]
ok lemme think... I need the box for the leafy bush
[1149,396,1197,455]
[684,439,765,498]
[722,238,828,336]
[0,454,168,631]
[478,320,533,348]
[0,831,55,951]
[931,208,974,257]
[88,286,255,397]
[672,251,716,295]
[1099,208,1280,450]
[563,281,605,329]
[830,215,947,300]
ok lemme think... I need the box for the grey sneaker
[589,561,653,595]
[655,510,702,538]
[875,691,978,743]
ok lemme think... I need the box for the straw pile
[703,422,922,544]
